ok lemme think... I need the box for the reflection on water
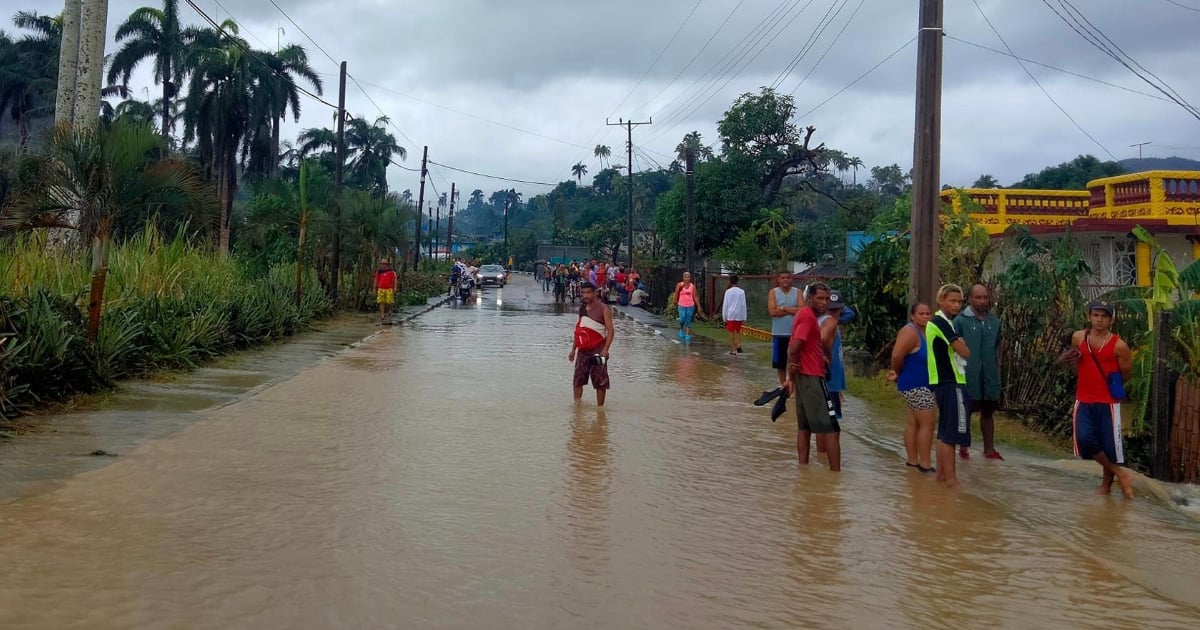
[0,278,1198,628]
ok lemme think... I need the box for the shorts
[794,375,840,434]
[829,390,843,420]
[376,288,395,305]
[573,352,611,390]
[1073,401,1124,464]
[970,399,1000,414]
[900,386,936,411]
[771,336,791,371]
[678,305,696,328]
[934,384,971,447]
[725,320,744,333]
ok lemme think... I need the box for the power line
[428,160,558,187]
[266,0,339,69]
[346,74,420,151]
[797,36,915,120]
[944,35,1171,103]
[634,0,747,114]
[607,0,706,118]
[771,0,850,90]
[1162,0,1200,13]
[212,0,271,50]
[972,0,1116,159]
[787,0,865,95]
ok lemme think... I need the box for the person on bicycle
[554,264,568,303]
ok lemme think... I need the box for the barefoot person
[722,275,747,356]
[568,282,615,406]
[785,282,841,470]
[927,284,971,489]
[767,271,801,386]
[889,303,936,472]
[956,283,1004,460]
[375,258,397,323]
[1056,300,1134,498]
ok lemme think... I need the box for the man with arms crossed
[569,282,616,406]
[785,283,841,471]
[956,283,1004,460]
[767,271,801,386]
[1056,300,1134,498]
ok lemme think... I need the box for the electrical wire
[428,161,558,187]
[1163,0,1200,13]
[796,36,915,120]
[212,0,271,50]
[945,35,1171,103]
[347,74,420,151]
[634,0,747,114]
[972,0,1117,159]
[771,0,850,90]
[266,0,340,69]
[606,0,706,118]
[787,0,865,95]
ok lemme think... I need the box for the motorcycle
[457,275,473,301]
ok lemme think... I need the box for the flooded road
[0,275,1198,628]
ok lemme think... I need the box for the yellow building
[941,171,1200,294]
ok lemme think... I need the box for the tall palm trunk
[218,141,237,254]
[271,117,282,176]
[294,161,309,308]
[73,0,109,131]
[55,0,82,126]
[161,60,172,151]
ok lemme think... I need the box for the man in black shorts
[767,270,801,386]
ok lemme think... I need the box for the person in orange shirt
[375,258,398,323]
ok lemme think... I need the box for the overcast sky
[17,0,1200,200]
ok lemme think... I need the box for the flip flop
[754,387,784,406]
[770,392,790,422]
[918,465,937,474]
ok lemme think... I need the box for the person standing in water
[785,282,840,470]
[569,282,615,406]
[889,303,936,472]
[927,284,971,489]
[721,275,747,356]
[767,271,801,386]
[375,258,397,323]
[1056,300,1134,498]
[673,272,702,341]
[956,283,1004,460]
[819,290,855,421]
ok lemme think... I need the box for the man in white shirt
[721,275,748,356]
[629,287,650,307]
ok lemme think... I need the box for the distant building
[942,170,1200,297]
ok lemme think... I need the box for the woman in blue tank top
[888,303,936,472]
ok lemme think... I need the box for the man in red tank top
[1056,300,1134,498]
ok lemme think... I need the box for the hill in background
[1120,156,1200,172]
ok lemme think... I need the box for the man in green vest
[927,284,971,489]
[955,284,1003,461]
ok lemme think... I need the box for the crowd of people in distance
[540,260,647,307]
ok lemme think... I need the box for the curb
[393,294,454,325]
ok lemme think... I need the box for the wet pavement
[0,275,1198,628]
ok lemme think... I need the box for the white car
[476,264,506,287]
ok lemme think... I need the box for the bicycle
[568,280,581,303]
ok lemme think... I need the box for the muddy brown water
[0,277,1198,629]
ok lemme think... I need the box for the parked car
[477,264,506,287]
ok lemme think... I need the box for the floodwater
[0,276,1198,629]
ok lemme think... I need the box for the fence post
[1151,310,1173,480]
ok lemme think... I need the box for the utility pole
[909,0,943,306]
[434,196,441,262]
[413,145,428,269]
[425,205,433,270]
[446,183,456,260]
[607,117,652,269]
[504,193,511,264]
[1131,141,1152,159]
[331,61,347,301]
[685,146,696,274]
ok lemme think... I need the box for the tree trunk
[55,0,82,127]
[161,61,172,152]
[218,146,237,254]
[272,117,281,176]
[86,232,111,342]
[73,0,109,132]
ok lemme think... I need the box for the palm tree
[243,44,322,176]
[594,144,611,169]
[3,13,62,151]
[0,121,209,339]
[468,188,484,209]
[848,156,864,186]
[675,131,714,163]
[571,161,588,183]
[345,115,404,196]
[107,1,206,149]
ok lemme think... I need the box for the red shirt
[1077,333,1120,403]
[789,307,825,377]
[375,269,397,290]
[616,272,627,284]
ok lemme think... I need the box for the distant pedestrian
[673,271,703,341]
[889,303,936,472]
[956,284,1004,460]
[542,263,553,291]
[785,282,840,470]
[569,282,615,406]
[767,271,801,386]
[926,284,971,489]
[375,259,397,323]
[721,275,747,356]
[1056,300,1134,498]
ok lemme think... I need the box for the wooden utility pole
[607,117,652,269]
[504,194,511,264]
[909,0,943,305]
[685,146,696,273]
[425,206,433,269]
[330,61,347,301]
[446,183,456,259]
[1152,310,1174,480]
[413,145,429,269]
[434,196,441,262]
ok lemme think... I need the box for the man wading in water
[785,282,841,470]
[569,282,615,406]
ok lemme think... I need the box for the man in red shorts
[721,275,747,355]
[568,282,615,406]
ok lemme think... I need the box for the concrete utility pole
[330,61,347,301]
[607,117,652,269]
[1131,141,1152,159]
[426,207,433,269]
[414,145,429,269]
[909,0,943,306]
[446,183,456,259]
[504,193,511,264]
[685,146,696,274]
